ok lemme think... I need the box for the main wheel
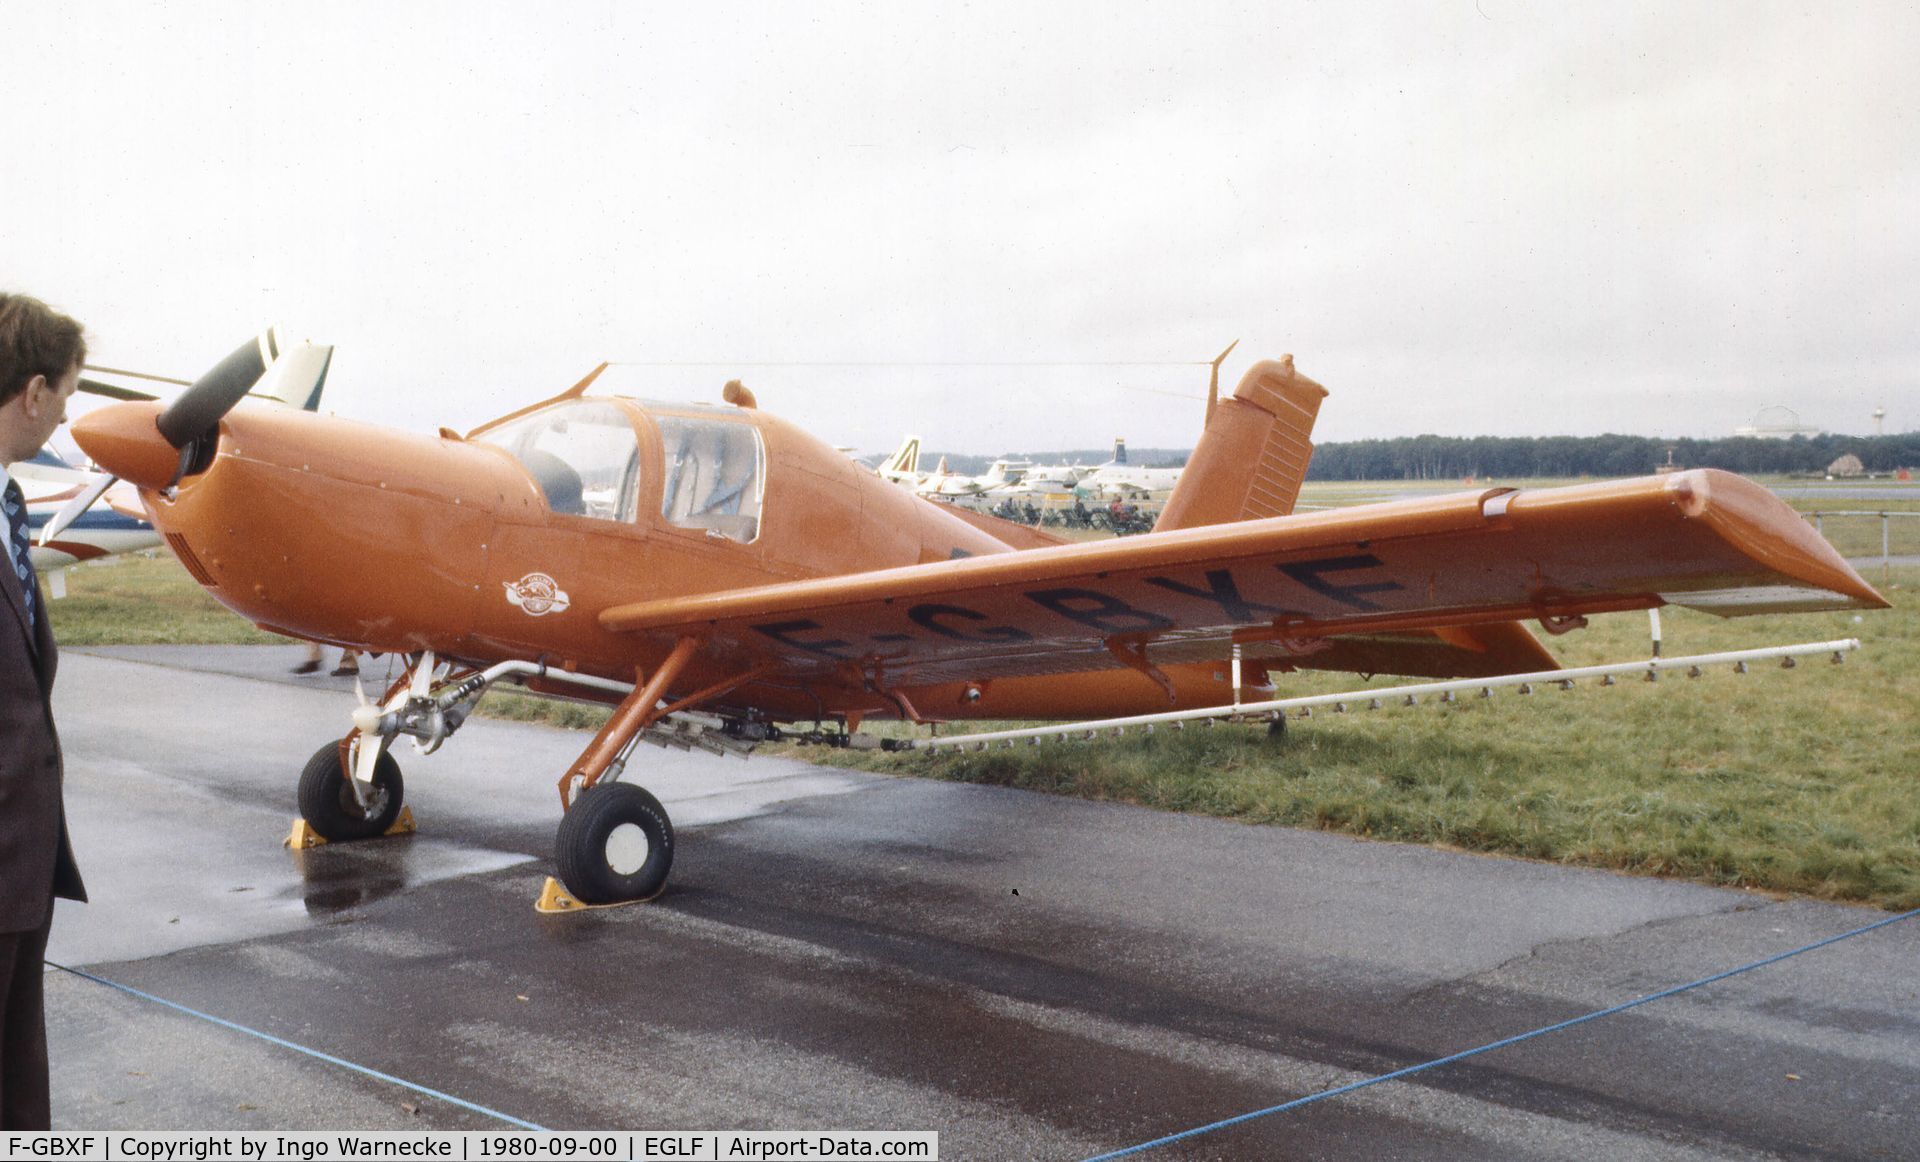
[298,739,405,841]
[555,783,675,904]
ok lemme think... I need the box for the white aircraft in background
[874,434,923,486]
[1017,461,1089,492]
[916,457,1034,497]
[17,328,334,596]
[973,459,1039,496]
[1078,437,1184,499]
[16,449,162,597]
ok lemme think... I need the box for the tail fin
[881,435,921,477]
[1156,355,1327,531]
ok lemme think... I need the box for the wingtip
[1669,469,1892,612]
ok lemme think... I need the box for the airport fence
[1805,510,1920,576]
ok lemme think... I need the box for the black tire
[554,783,675,904]
[298,740,404,841]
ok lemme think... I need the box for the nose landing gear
[293,639,770,909]
[296,738,405,841]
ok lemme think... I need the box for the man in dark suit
[0,293,87,1130]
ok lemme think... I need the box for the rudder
[1157,355,1328,531]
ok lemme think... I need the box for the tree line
[1304,432,1920,481]
[919,432,1919,482]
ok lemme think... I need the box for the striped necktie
[4,479,37,634]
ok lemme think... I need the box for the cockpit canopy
[475,400,764,543]
[655,414,763,541]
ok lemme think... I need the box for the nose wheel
[297,739,406,841]
[554,783,675,904]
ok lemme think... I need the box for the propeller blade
[352,732,390,787]
[77,377,159,402]
[38,473,116,546]
[155,333,276,449]
[409,651,439,700]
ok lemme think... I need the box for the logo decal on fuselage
[504,572,570,616]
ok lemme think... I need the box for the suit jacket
[0,523,84,934]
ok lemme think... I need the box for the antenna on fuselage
[1205,339,1240,427]
[561,363,611,399]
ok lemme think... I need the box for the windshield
[476,401,640,521]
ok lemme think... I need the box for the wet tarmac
[43,646,1920,1157]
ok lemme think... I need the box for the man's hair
[0,293,87,408]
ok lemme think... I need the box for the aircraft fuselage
[77,395,1243,723]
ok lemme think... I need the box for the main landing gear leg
[550,637,702,905]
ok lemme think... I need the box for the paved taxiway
[45,646,1920,1158]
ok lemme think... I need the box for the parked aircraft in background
[887,448,1076,502]
[69,338,1887,906]
[874,435,923,487]
[1078,437,1184,499]
[913,456,1034,497]
[16,450,162,596]
[971,459,1038,496]
[1019,460,1090,492]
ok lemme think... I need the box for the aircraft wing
[599,470,1886,686]
[12,461,98,500]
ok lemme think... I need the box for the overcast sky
[5,2,1914,456]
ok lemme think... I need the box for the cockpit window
[475,401,640,521]
[656,415,763,543]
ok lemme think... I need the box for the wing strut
[559,637,704,807]
[555,639,780,807]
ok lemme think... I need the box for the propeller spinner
[59,332,280,544]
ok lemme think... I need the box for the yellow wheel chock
[285,819,325,850]
[534,876,651,914]
[283,805,417,849]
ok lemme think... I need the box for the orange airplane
[69,339,1887,904]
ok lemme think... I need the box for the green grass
[50,537,1919,909]
[478,689,614,730]
[1790,506,1920,559]
[53,554,288,645]
[791,572,1919,910]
